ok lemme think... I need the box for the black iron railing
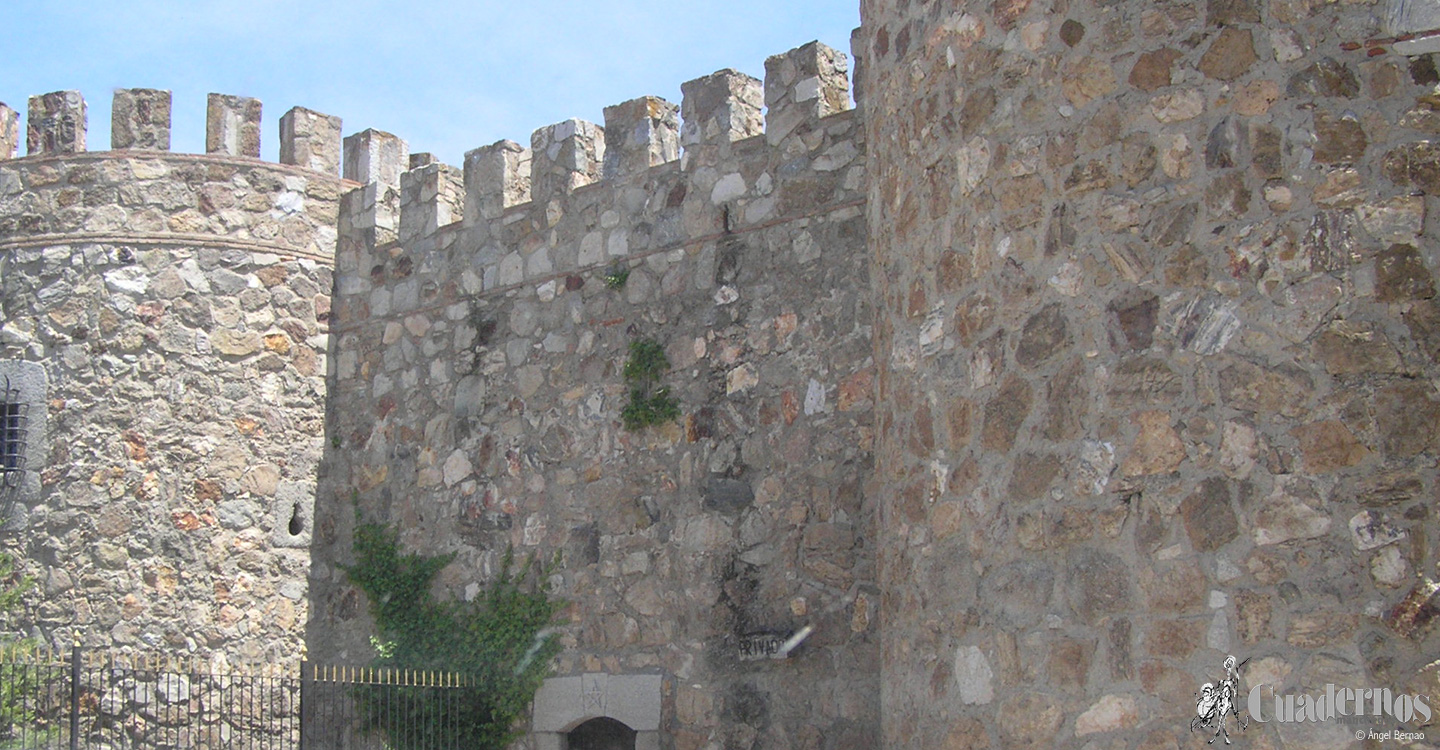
[303,665,485,750]
[0,648,485,749]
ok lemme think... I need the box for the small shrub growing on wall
[343,520,562,750]
[621,338,679,430]
[602,265,630,290]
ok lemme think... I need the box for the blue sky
[1,1,860,168]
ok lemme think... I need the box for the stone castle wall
[308,42,880,748]
[5,0,1440,745]
[859,0,1440,747]
[0,89,347,664]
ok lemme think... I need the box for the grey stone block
[531,673,663,732]
[207,93,262,157]
[0,103,17,158]
[111,88,171,150]
[464,140,531,223]
[280,106,342,175]
[602,96,679,180]
[27,90,86,155]
[343,128,408,188]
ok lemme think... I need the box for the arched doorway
[531,673,662,750]
[565,716,637,750]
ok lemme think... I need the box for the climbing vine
[621,338,679,431]
[342,519,562,750]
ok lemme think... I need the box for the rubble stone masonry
[0,91,347,665]
[2,0,1439,745]
[859,0,1440,747]
[311,43,879,748]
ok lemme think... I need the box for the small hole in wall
[288,502,304,536]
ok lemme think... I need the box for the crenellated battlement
[333,40,863,313]
[7,0,1440,743]
[0,90,368,263]
[0,38,859,280]
[0,88,350,178]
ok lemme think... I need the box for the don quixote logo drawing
[1192,655,1249,745]
[1188,653,1432,745]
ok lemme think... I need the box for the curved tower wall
[0,89,347,664]
[859,0,1440,746]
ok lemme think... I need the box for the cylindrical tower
[0,88,347,664]
[860,0,1440,746]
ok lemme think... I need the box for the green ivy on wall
[343,519,563,750]
[621,338,679,431]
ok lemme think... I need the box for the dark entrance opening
[565,716,637,750]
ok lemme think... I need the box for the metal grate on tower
[0,376,27,517]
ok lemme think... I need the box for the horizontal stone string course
[6,1,1440,743]
[0,233,336,264]
[0,154,352,262]
[0,148,363,180]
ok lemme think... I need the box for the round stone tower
[0,89,347,664]
[860,0,1440,746]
